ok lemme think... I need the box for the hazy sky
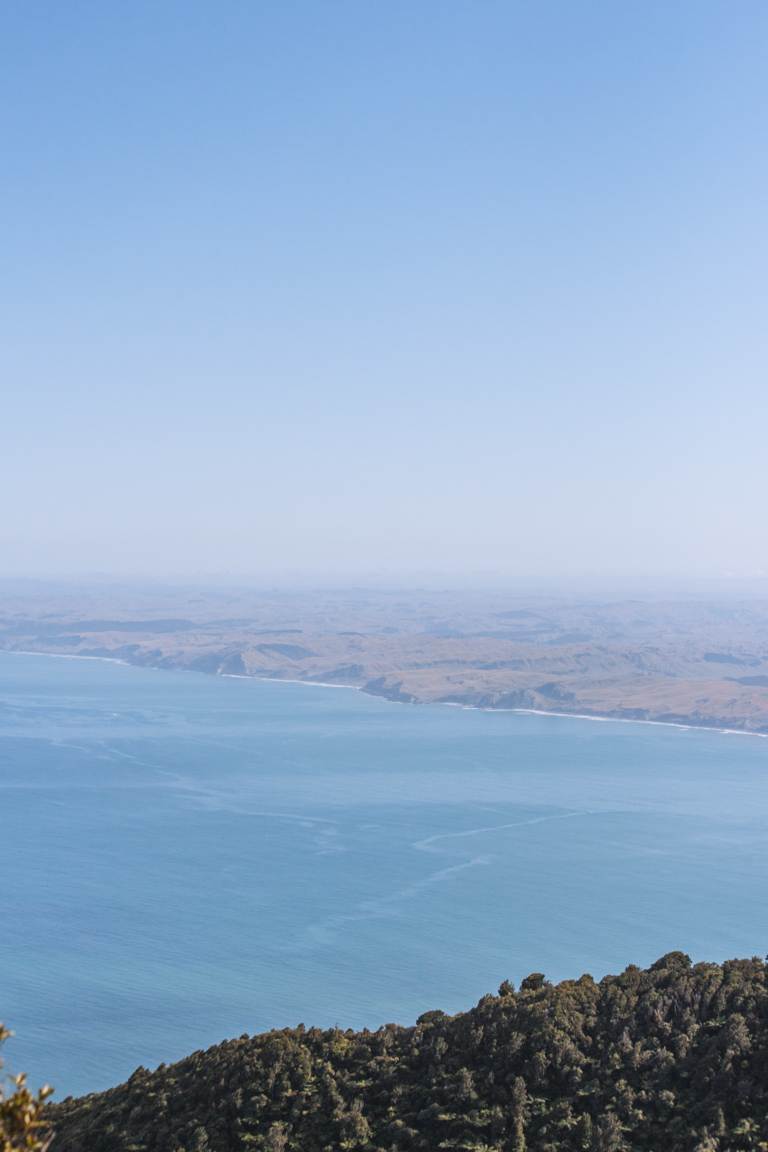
[2,1,767,582]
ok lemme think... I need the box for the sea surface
[1,651,767,1098]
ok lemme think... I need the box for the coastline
[3,646,768,740]
[226,673,362,691]
[504,706,768,739]
[433,695,768,739]
[10,648,129,665]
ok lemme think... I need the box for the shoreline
[433,695,768,738]
[505,706,768,739]
[225,673,362,691]
[3,647,767,740]
[9,648,130,665]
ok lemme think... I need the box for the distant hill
[49,952,768,1151]
[5,585,768,733]
[7,580,768,732]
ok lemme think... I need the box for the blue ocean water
[1,651,767,1099]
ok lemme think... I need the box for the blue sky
[2,1,766,582]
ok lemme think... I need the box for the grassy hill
[6,586,768,733]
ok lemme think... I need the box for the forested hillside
[48,952,768,1151]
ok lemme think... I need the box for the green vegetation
[0,1025,51,1152]
[48,953,768,1151]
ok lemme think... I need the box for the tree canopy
[46,953,768,1151]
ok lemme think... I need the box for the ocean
[1,650,766,1098]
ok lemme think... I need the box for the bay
[1,651,766,1098]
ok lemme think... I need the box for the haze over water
[2,651,767,1098]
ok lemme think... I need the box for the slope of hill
[48,952,768,1151]
[4,584,768,733]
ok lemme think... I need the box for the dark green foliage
[48,954,768,1151]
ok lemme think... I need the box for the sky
[2,1,767,584]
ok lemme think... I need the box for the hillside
[48,952,768,1151]
[5,583,768,733]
